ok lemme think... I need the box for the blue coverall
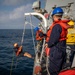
[48,24,67,75]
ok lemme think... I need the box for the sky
[0,0,45,29]
[0,0,75,29]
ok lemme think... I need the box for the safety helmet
[34,27,39,32]
[68,20,74,26]
[52,7,63,16]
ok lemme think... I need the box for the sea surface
[0,29,36,75]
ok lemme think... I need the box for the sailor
[46,7,73,75]
[66,20,75,67]
[34,27,44,50]
[34,27,44,41]
[34,27,45,59]
[13,43,33,58]
[13,43,22,56]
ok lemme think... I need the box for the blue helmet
[52,7,63,16]
[34,27,39,32]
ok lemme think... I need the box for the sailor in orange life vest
[13,43,33,58]
[45,7,74,75]
[34,27,45,53]
[34,27,45,41]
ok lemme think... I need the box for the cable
[46,56,50,75]
[21,17,26,46]
[10,50,15,75]
[14,17,27,69]
[40,38,45,62]
[29,15,36,54]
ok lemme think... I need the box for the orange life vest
[46,20,69,42]
[36,30,44,41]
[16,46,22,56]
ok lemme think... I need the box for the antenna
[68,2,74,7]
[52,2,74,9]
[52,5,56,9]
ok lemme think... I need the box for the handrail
[24,12,47,33]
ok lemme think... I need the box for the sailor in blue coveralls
[47,7,67,75]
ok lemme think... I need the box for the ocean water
[0,29,35,75]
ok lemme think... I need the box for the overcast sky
[0,0,43,29]
[0,0,75,29]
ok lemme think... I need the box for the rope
[40,38,45,62]
[9,38,19,75]
[46,56,50,75]
[29,15,37,75]
[14,17,26,69]
[10,49,15,75]
[29,15,36,54]
[14,57,19,69]
[21,17,26,46]
[25,21,36,28]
